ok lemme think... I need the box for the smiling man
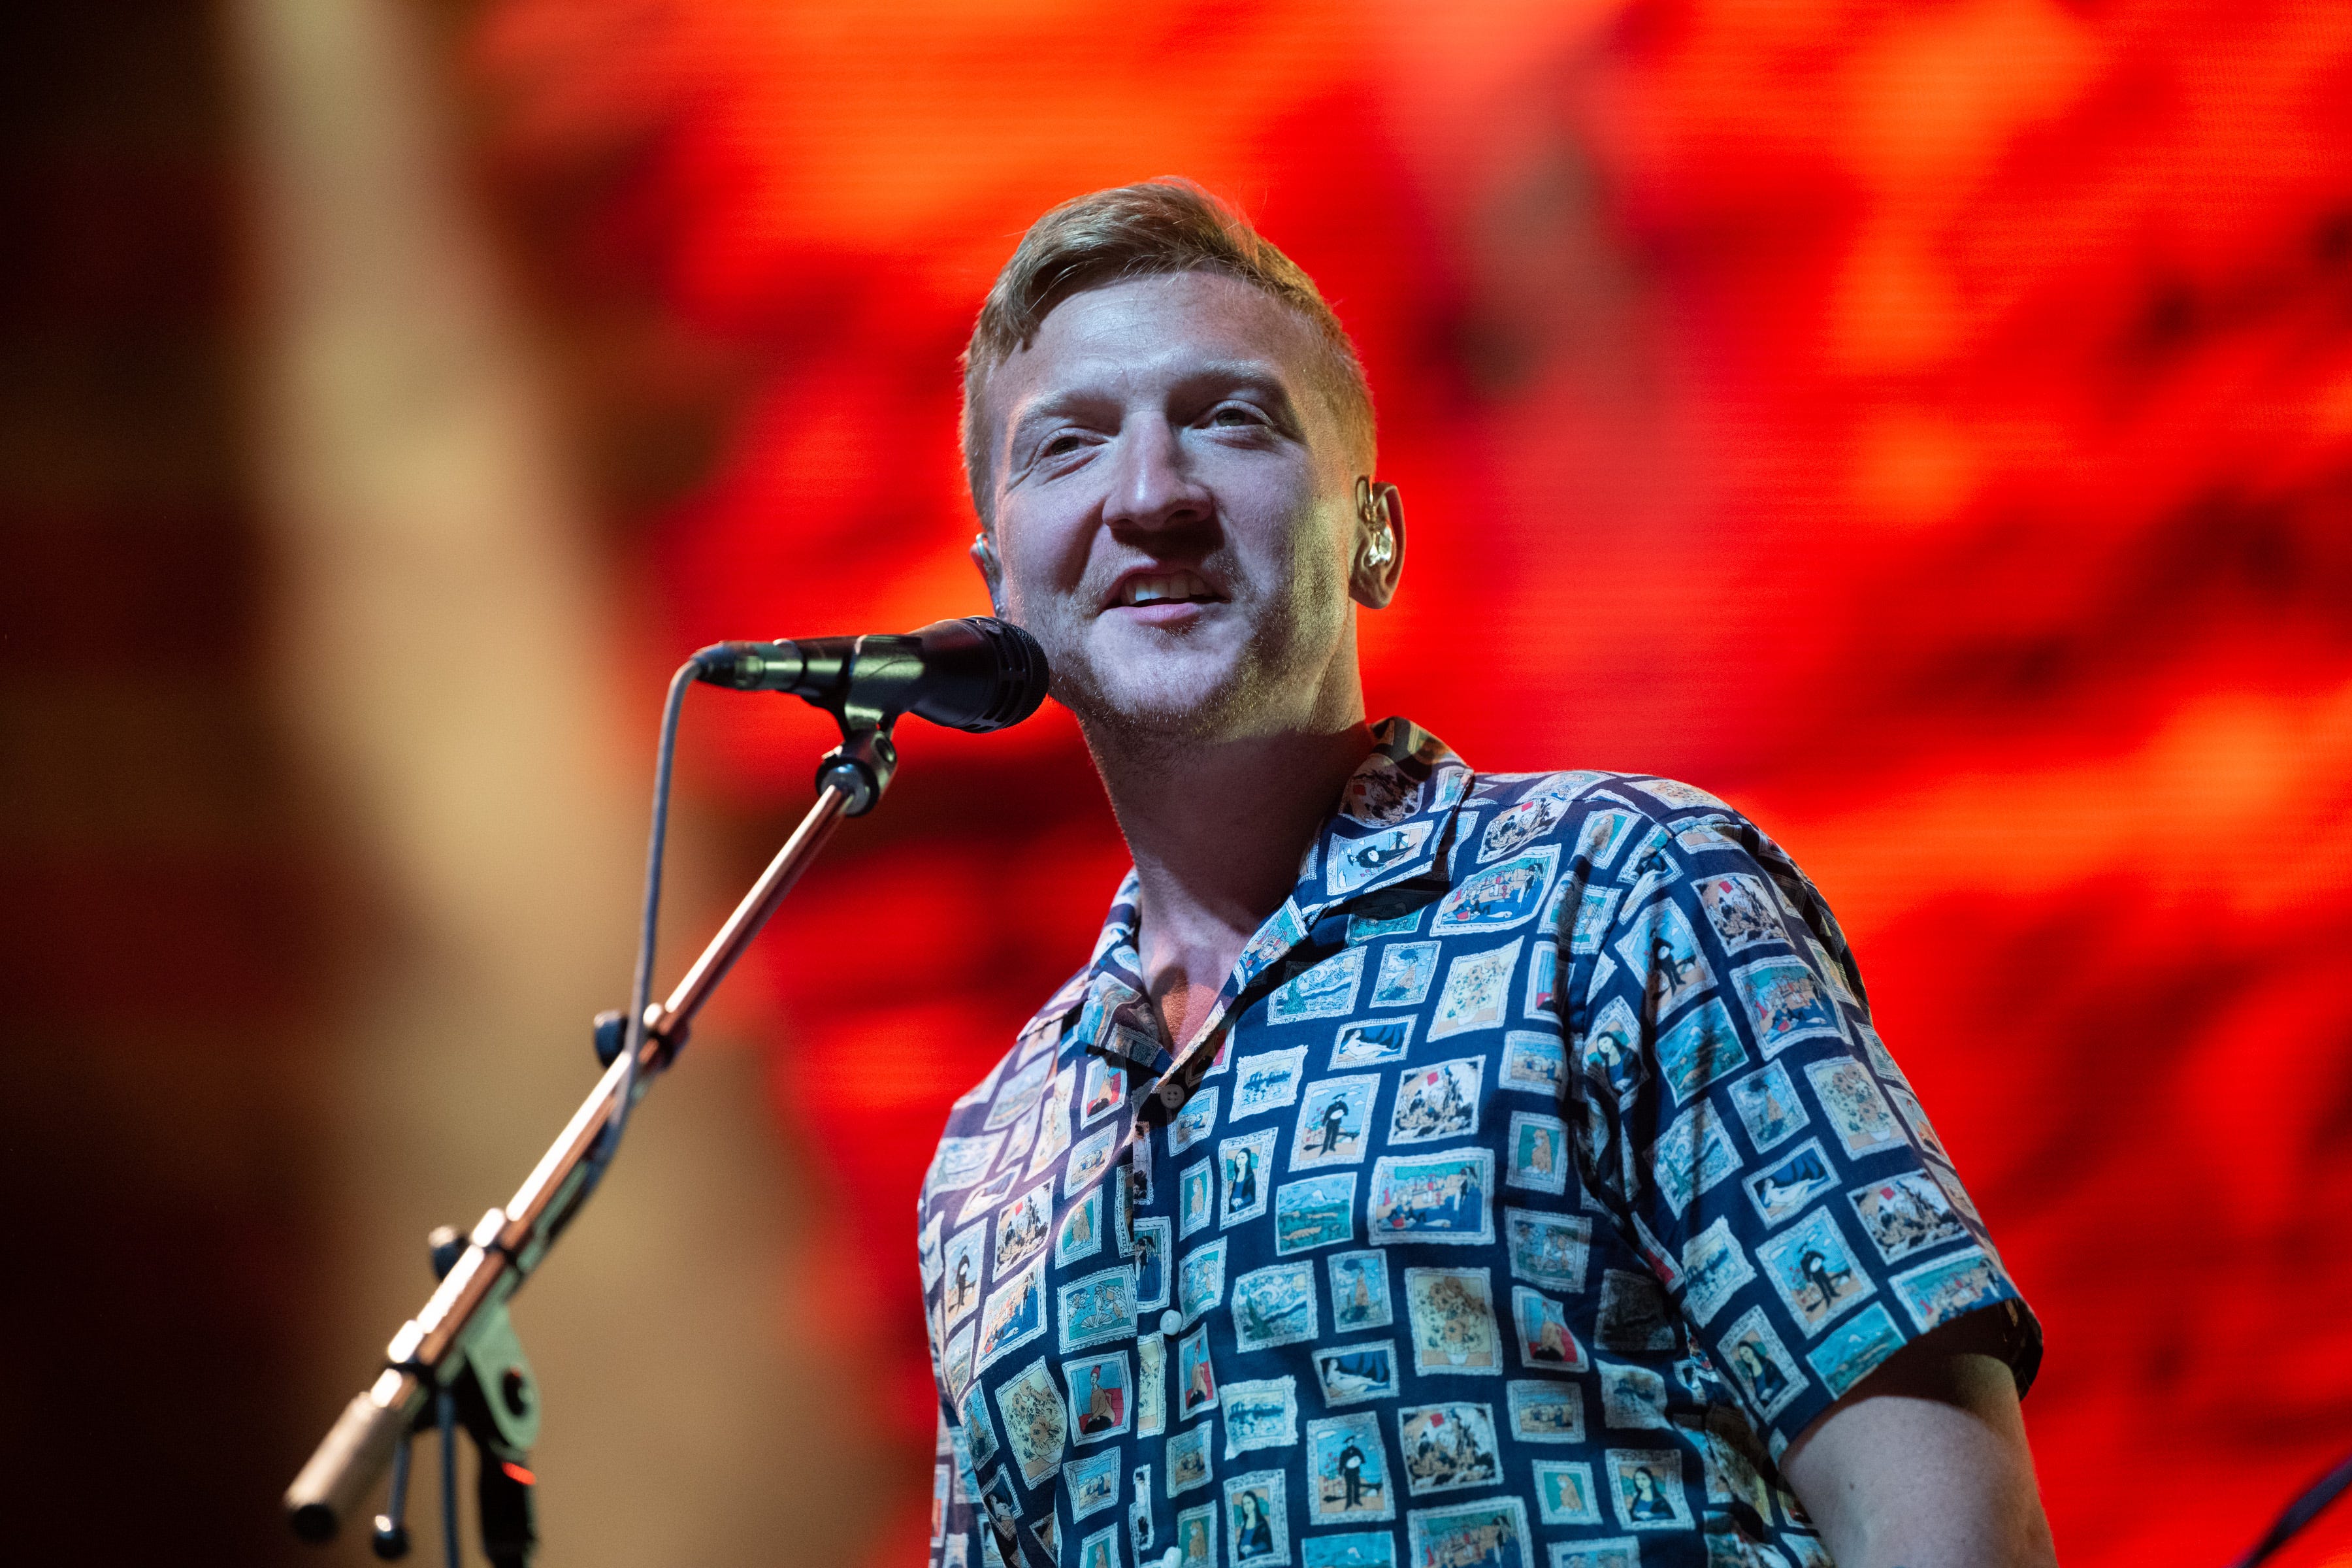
[917,182,2056,1568]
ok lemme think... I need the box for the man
[1315,1092,1350,1156]
[917,180,2055,1568]
[1800,1249,1851,1318]
[1338,1435,1368,1511]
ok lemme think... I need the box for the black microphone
[692,616,1051,732]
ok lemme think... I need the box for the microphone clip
[791,638,906,815]
[814,723,897,817]
[691,634,909,815]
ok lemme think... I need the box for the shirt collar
[1019,716,1472,1058]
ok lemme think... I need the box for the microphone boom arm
[283,727,892,1544]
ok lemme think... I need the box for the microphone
[692,616,1051,733]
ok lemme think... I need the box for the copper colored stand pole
[284,734,885,1545]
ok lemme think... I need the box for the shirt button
[1158,1083,1184,1107]
[1158,1309,1181,1337]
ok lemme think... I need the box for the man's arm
[1778,1320,2058,1568]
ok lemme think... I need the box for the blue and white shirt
[919,719,2039,1568]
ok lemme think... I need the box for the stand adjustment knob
[428,1225,465,1281]
[592,1009,626,1066]
[502,1367,532,1418]
[370,1518,411,1560]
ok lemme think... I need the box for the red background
[9,0,2343,1561]
[459,0,2352,1563]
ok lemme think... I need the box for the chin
[1056,654,1265,746]
[1079,683,1244,743]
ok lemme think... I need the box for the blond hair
[961,179,1375,525]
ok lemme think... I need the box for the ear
[1348,480,1405,610]
[970,529,1006,616]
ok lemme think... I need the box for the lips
[1105,567,1225,611]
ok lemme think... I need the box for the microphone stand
[283,723,900,1555]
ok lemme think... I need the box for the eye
[1039,432,1086,457]
[1205,402,1267,428]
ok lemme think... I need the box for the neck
[1085,712,1372,1049]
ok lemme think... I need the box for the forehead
[989,271,1329,415]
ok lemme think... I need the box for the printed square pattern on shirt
[917,722,2039,1568]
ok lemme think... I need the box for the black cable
[598,657,702,1165]
[400,659,702,1563]
[437,1389,459,1568]
[2232,1446,2352,1568]
[377,1434,412,1556]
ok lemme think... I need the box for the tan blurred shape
[226,0,881,1560]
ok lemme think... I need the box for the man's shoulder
[941,977,1081,1130]
[1452,767,1751,858]
[1463,768,1782,843]
[942,1039,1021,1123]
[1467,766,1740,817]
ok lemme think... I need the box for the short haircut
[960,179,1376,527]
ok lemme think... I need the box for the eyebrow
[1005,359,1307,451]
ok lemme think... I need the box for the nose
[1102,414,1213,536]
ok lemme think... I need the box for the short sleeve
[1568,785,2041,1457]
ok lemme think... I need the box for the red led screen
[473,2,2352,1562]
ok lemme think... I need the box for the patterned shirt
[918,719,2040,1568]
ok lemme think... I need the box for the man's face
[974,271,1373,747]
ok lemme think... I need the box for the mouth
[1103,568,1227,613]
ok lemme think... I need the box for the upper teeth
[1123,571,1211,606]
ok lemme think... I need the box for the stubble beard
[1045,590,1320,768]
[1052,618,1287,764]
